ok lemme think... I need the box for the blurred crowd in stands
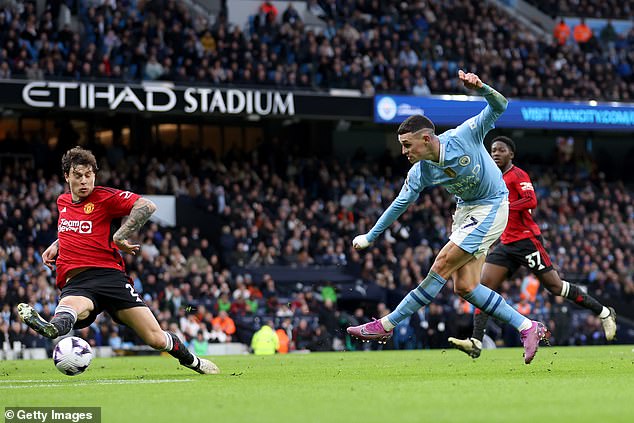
[1,135,632,354]
[0,0,632,100]
[526,0,632,20]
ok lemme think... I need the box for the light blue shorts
[449,199,509,258]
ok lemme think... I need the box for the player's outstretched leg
[552,279,617,341]
[347,271,447,343]
[163,332,220,375]
[17,303,59,338]
[116,307,220,375]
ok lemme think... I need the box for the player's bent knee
[77,310,91,320]
[430,254,450,277]
[454,284,474,297]
[453,276,479,297]
[146,330,169,350]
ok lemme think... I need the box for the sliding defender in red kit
[18,146,219,374]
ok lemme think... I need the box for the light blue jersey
[367,85,508,243]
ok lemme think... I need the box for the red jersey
[55,186,141,288]
[500,165,541,244]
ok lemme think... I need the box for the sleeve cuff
[476,83,493,95]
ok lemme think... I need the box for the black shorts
[60,268,147,329]
[485,235,554,276]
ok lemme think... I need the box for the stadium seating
[525,0,633,19]
[0,0,632,100]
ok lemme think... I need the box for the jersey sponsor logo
[118,191,133,199]
[79,221,93,233]
[459,155,471,166]
[59,219,93,234]
[443,168,457,178]
[445,175,481,196]
[83,202,95,214]
[519,182,534,191]
[468,118,477,129]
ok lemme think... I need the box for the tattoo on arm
[113,198,157,242]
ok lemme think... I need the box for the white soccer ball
[53,336,93,376]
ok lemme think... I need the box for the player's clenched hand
[458,70,483,90]
[352,234,371,250]
[114,239,141,255]
[42,241,59,269]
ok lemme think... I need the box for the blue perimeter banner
[374,95,634,131]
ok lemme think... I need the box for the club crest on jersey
[443,168,457,178]
[459,155,471,166]
[83,202,95,214]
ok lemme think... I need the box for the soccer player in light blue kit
[347,71,548,364]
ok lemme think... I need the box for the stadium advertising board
[375,95,634,131]
[19,80,293,115]
[0,80,371,120]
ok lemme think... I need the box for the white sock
[560,280,570,297]
[161,331,173,351]
[599,307,610,319]
[380,317,395,331]
[187,356,200,368]
[518,319,532,331]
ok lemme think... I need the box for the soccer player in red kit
[449,136,616,358]
[18,146,219,374]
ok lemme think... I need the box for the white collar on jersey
[438,141,446,166]
[428,140,446,167]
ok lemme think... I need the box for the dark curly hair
[61,146,98,175]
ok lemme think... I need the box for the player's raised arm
[113,197,157,255]
[459,70,508,114]
[457,70,508,142]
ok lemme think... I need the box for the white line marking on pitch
[0,379,194,389]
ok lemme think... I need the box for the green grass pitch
[2,346,634,423]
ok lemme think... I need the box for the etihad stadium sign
[20,81,295,116]
[1,79,372,120]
